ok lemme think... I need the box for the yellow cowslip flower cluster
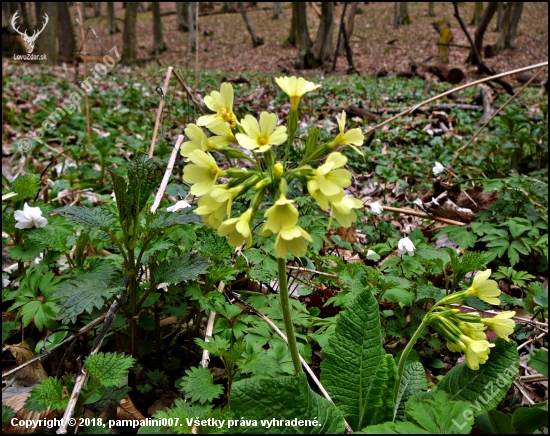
[427,270,516,370]
[181,77,365,258]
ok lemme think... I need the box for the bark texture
[107,2,119,34]
[121,1,138,64]
[57,1,75,62]
[152,2,166,55]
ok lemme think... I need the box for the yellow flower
[211,185,243,216]
[218,209,254,248]
[195,191,227,229]
[197,83,238,129]
[262,195,299,234]
[180,124,218,157]
[331,196,363,228]
[457,322,487,341]
[328,111,365,155]
[482,311,516,341]
[465,269,501,305]
[236,112,287,153]
[275,76,321,110]
[208,122,236,147]
[274,225,313,258]
[183,150,224,196]
[309,152,352,198]
[461,335,495,370]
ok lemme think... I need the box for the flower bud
[273,162,284,180]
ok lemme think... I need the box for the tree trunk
[311,2,334,64]
[294,2,314,69]
[17,2,30,30]
[273,1,281,19]
[57,2,75,62]
[238,2,263,47]
[506,2,523,49]
[81,1,87,21]
[470,2,484,25]
[152,2,166,55]
[188,2,197,52]
[337,2,358,55]
[122,1,138,64]
[93,2,101,17]
[107,2,119,34]
[35,2,57,65]
[497,3,511,51]
[428,2,435,17]
[286,1,298,46]
[393,2,410,27]
[467,1,498,64]
[496,2,504,31]
[176,2,188,31]
[222,2,235,13]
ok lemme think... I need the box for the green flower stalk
[182,78,364,376]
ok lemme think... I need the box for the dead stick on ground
[364,202,467,227]
[363,61,548,137]
[200,282,224,368]
[148,66,173,158]
[57,277,129,435]
[449,67,547,170]
[2,314,106,380]
[229,291,354,434]
[150,134,184,213]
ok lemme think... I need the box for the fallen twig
[148,67,173,158]
[363,202,467,226]
[363,61,548,137]
[150,134,184,213]
[57,277,129,434]
[449,67,547,170]
[200,282,224,368]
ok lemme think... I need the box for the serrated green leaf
[152,252,209,284]
[2,322,17,344]
[415,248,450,265]
[415,283,446,302]
[25,377,68,412]
[57,206,117,231]
[229,372,345,433]
[127,155,160,216]
[9,244,44,262]
[2,404,15,426]
[147,209,200,230]
[237,351,285,378]
[54,263,122,324]
[475,409,516,435]
[405,391,472,434]
[25,227,69,253]
[12,174,40,200]
[526,349,548,376]
[108,167,130,222]
[394,362,428,422]
[438,338,519,417]
[381,289,415,307]
[321,288,393,430]
[179,366,224,405]
[86,352,134,387]
[359,420,429,434]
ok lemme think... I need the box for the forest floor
[75,2,548,78]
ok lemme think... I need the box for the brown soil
[74,2,548,76]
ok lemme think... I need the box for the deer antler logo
[12,11,49,54]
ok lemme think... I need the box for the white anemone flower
[167,200,191,212]
[433,162,446,175]
[370,201,384,215]
[14,202,48,229]
[398,237,415,257]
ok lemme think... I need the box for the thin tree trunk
[295,2,314,69]
[107,2,119,34]
[467,1,498,64]
[152,2,165,55]
[393,2,410,27]
[238,2,263,47]
[122,1,138,64]
[222,2,235,13]
[176,2,188,31]
[497,3,511,51]
[337,2,358,55]
[81,1,87,21]
[506,2,523,49]
[93,2,101,17]
[428,2,435,17]
[286,1,298,46]
[18,2,30,30]
[470,2,484,25]
[311,2,334,64]
[188,2,197,52]
[496,2,504,31]
[36,2,57,65]
[273,1,281,19]
[57,2,75,62]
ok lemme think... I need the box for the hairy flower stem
[277,257,303,374]
[393,300,442,411]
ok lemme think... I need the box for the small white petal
[370,201,384,215]
[432,162,446,175]
[167,200,191,212]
